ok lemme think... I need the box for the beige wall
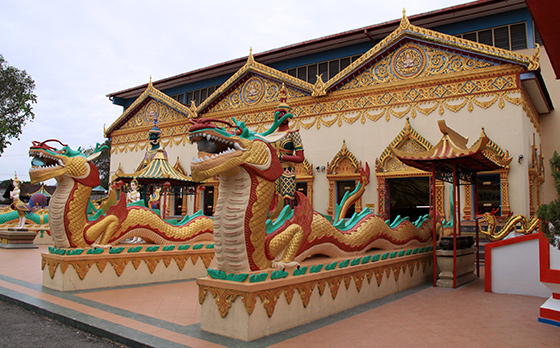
[528,46,560,204]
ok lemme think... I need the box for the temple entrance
[477,173,501,214]
[388,177,429,221]
[336,180,356,219]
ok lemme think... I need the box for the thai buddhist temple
[105,0,557,227]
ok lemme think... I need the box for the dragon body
[189,117,436,273]
[28,139,213,248]
[478,213,539,241]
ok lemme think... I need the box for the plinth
[0,228,38,249]
[436,247,476,287]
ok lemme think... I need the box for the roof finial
[400,8,411,29]
[248,47,255,64]
[528,43,540,70]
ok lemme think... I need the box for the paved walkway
[0,245,559,347]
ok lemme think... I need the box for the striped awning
[114,149,195,185]
[392,120,511,180]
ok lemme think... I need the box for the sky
[0,0,466,185]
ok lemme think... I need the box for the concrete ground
[0,245,559,348]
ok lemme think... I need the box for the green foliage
[83,139,111,189]
[0,55,37,155]
[537,151,560,249]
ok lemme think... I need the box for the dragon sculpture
[28,139,213,248]
[189,116,438,273]
[477,212,539,241]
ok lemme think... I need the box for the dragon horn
[258,111,293,137]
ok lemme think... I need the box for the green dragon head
[29,139,105,186]
[188,117,285,182]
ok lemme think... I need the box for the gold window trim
[375,117,444,219]
[295,158,315,208]
[326,140,365,218]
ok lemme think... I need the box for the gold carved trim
[41,252,213,281]
[295,159,314,208]
[326,141,364,217]
[199,256,431,318]
[106,79,191,137]
[376,117,433,174]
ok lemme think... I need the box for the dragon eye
[61,149,66,154]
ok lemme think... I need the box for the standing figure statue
[10,174,47,228]
[268,85,304,208]
[127,178,141,204]
[136,111,168,171]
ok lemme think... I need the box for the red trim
[553,293,560,300]
[484,233,539,293]
[539,223,560,283]
[540,307,560,322]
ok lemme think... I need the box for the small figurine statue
[127,178,141,204]
[10,174,47,228]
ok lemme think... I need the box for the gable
[197,51,314,116]
[205,73,309,114]
[120,98,190,131]
[324,12,538,94]
[338,41,499,91]
[105,80,191,137]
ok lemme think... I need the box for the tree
[537,151,560,249]
[83,139,111,189]
[0,54,37,155]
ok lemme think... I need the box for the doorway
[388,177,429,221]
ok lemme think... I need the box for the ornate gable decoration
[198,49,314,115]
[473,128,512,168]
[105,79,191,137]
[327,140,361,175]
[376,117,433,174]
[295,158,314,177]
[325,10,539,93]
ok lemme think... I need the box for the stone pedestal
[42,243,214,291]
[199,249,433,341]
[0,228,38,249]
[436,247,476,288]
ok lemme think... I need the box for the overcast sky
[0,0,465,185]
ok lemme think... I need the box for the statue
[137,111,168,171]
[188,117,437,273]
[10,174,47,228]
[127,178,141,204]
[28,139,213,248]
[266,85,304,208]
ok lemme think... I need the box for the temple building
[105,0,558,224]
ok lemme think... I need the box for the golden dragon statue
[189,115,439,273]
[477,212,539,241]
[28,139,213,248]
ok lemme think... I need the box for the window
[281,54,362,83]
[337,180,356,219]
[184,85,220,107]
[170,94,184,103]
[458,23,527,51]
[477,174,501,215]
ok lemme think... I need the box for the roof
[392,120,512,177]
[105,78,192,137]
[526,0,560,79]
[107,0,528,101]
[113,149,195,185]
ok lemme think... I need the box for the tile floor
[0,245,559,347]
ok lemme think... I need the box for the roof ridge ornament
[247,47,255,65]
[399,8,411,30]
[528,43,540,71]
[312,74,327,96]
